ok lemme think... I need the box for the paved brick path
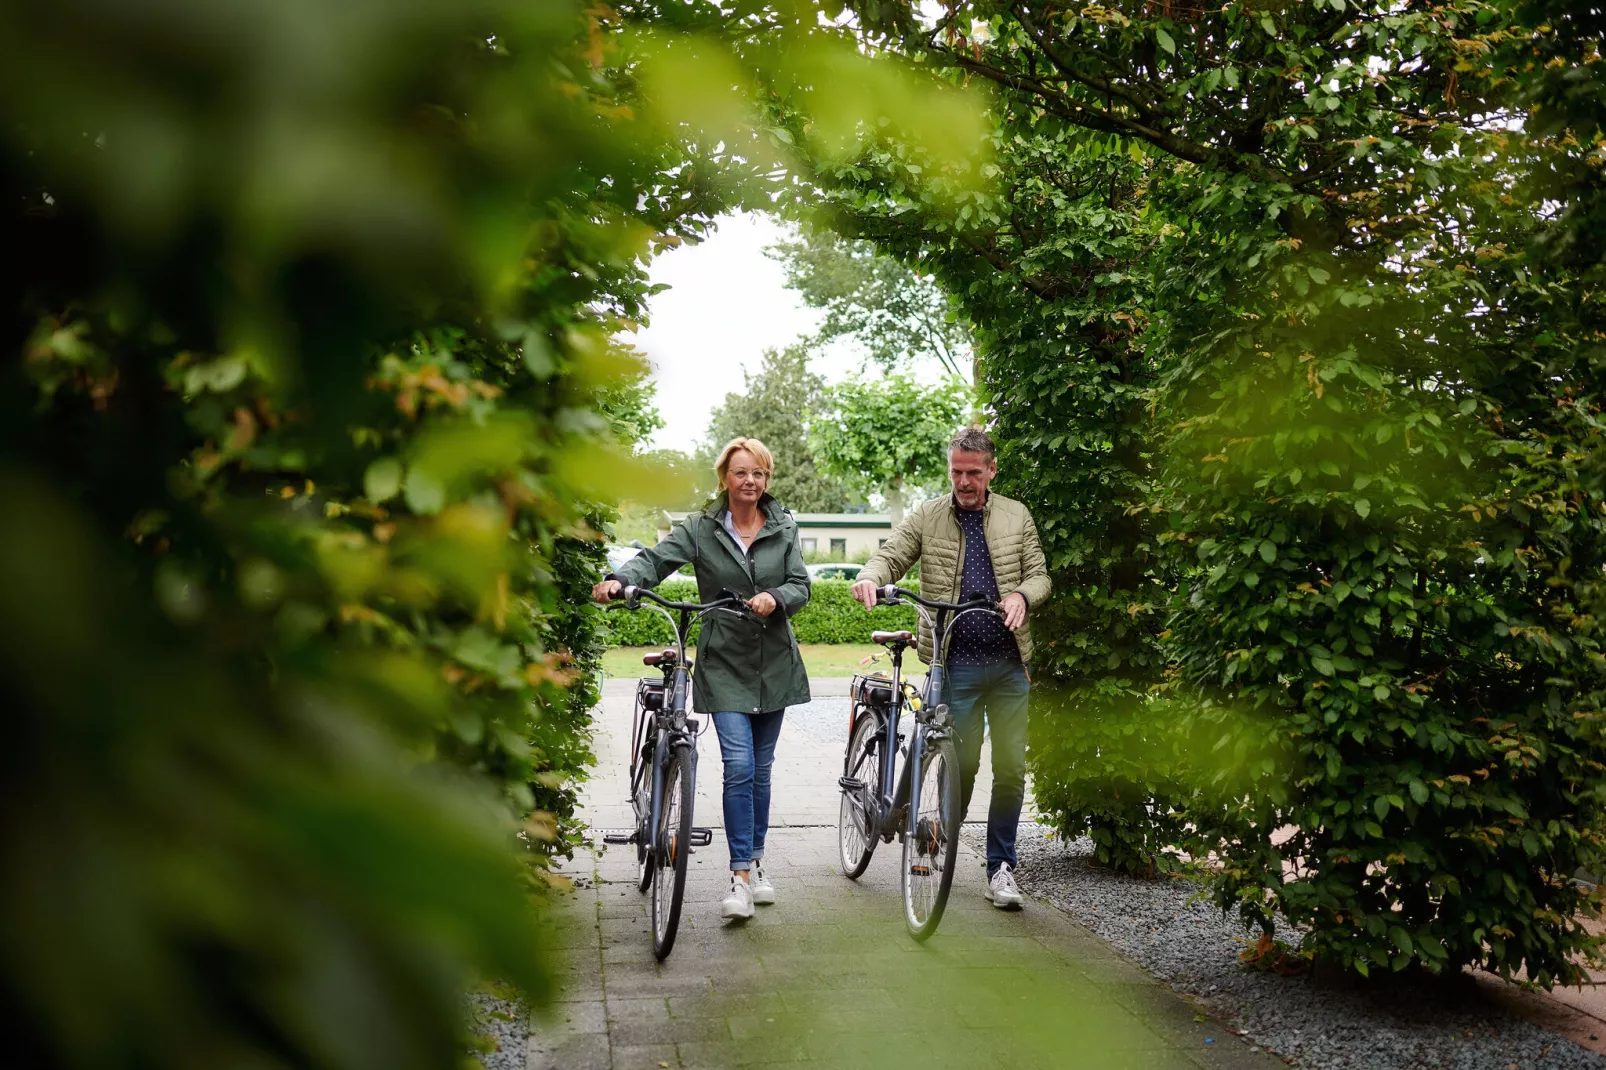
[533,679,1281,1070]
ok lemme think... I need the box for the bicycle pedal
[689,827,713,847]
[600,828,635,845]
[909,865,931,876]
[837,776,865,791]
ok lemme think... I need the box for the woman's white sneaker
[749,860,775,905]
[984,863,1025,910]
[722,875,755,920]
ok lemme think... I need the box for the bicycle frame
[612,587,750,863]
[855,587,1001,846]
[628,648,696,867]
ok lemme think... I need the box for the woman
[592,438,811,921]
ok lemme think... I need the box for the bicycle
[601,585,753,959]
[836,585,1003,941]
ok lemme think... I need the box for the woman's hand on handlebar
[591,578,622,603]
[747,591,778,618]
[851,578,879,609]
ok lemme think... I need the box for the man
[852,428,1050,910]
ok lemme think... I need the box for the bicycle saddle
[641,648,677,666]
[871,630,914,645]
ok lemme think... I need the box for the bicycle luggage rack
[598,828,713,847]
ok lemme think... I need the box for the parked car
[605,545,643,573]
[806,562,863,582]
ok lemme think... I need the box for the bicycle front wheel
[651,746,694,960]
[902,732,961,942]
[838,713,880,879]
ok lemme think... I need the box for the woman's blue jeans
[711,709,784,872]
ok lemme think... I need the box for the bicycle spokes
[904,739,958,937]
[653,755,688,955]
[838,716,882,879]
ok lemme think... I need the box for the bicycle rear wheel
[634,731,658,893]
[838,713,881,879]
[902,732,961,942]
[634,785,654,893]
[651,746,694,960]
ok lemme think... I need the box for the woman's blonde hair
[714,437,774,492]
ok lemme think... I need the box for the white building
[792,513,894,558]
[660,511,894,560]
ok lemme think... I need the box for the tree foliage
[705,345,858,512]
[814,0,1606,985]
[768,227,973,380]
[810,374,972,522]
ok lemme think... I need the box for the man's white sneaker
[983,863,1025,910]
[721,875,755,920]
[749,860,775,905]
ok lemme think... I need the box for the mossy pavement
[528,679,1283,1069]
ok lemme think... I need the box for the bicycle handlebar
[617,584,755,619]
[876,585,999,614]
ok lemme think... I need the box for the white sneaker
[749,860,775,905]
[983,863,1025,910]
[721,875,755,920]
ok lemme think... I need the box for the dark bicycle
[602,585,752,959]
[837,585,1003,941]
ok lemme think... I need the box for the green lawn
[600,643,927,680]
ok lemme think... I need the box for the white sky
[627,211,864,453]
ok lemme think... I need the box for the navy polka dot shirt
[949,505,1020,668]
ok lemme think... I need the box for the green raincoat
[612,493,811,715]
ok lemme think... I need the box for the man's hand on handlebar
[851,578,879,610]
[747,592,778,618]
[999,591,1027,631]
[591,578,622,603]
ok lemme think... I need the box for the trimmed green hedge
[792,579,921,643]
[600,579,919,646]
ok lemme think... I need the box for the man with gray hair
[852,428,1050,909]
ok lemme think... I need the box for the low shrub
[601,579,701,647]
[790,579,920,643]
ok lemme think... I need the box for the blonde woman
[594,438,811,920]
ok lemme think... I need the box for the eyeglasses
[728,469,769,482]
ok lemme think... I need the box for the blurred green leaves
[0,467,551,1070]
[1,2,1006,1067]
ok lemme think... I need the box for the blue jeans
[711,709,785,872]
[946,660,1030,877]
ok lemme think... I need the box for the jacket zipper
[748,532,763,714]
[717,515,769,714]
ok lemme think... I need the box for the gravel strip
[976,826,1606,1070]
[467,991,525,1070]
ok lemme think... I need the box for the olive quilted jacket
[859,492,1051,665]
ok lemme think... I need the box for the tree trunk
[886,480,906,525]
